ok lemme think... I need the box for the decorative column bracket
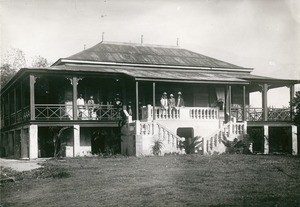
[66,77,83,85]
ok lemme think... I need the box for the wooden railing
[35,104,121,121]
[204,121,247,155]
[35,104,73,120]
[141,105,219,121]
[231,107,291,122]
[2,106,30,127]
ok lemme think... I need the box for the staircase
[135,120,184,155]
[203,121,247,155]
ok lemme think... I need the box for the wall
[157,119,220,138]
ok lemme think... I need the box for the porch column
[136,81,139,120]
[290,85,295,120]
[29,125,38,159]
[14,87,17,123]
[73,125,80,157]
[7,93,10,125]
[29,75,36,120]
[226,85,232,121]
[242,85,246,121]
[72,77,78,120]
[292,125,298,155]
[20,80,24,121]
[153,82,156,120]
[262,83,268,121]
[263,125,269,154]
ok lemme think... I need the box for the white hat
[170,94,174,97]
[163,92,167,95]
[178,92,182,95]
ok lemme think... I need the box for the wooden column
[152,82,156,120]
[262,83,268,121]
[136,81,139,120]
[242,85,246,121]
[227,85,232,121]
[72,77,78,120]
[20,80,24,121]
[290,84,295,120]
[29,75,35,120]
[7,93,10,125]
[14,87,17,123]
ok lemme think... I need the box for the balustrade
[141,105,218,121]
[136,120,183,149]
[204,121,247,155]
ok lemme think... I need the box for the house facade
[1,41,299,159]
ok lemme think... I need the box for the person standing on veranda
[87,96,95,119]
[160,92,168,118]
[176,92,184,107]
[77,94,85,119]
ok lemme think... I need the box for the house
[1,41,299,159]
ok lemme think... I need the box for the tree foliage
[1,48,27,88]
[0,64,16,89]
[1,48,50,88]
[291,91,300,125]
[31,55,50,67]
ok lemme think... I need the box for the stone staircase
[203,121,247,155]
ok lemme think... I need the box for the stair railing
[204,121,247,155]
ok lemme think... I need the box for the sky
[1,0,300,107]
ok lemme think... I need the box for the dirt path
[0,158,47,172]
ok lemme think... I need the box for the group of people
[160,91,184,110]
[76,94,123,119]
[77,94,95,119]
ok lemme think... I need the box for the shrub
[179,136,203,154]
[33,164,71,179]
[222,134,252,154]
[152,139,163,156]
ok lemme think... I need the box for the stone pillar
[29,125,38,159]
[292,125,298,155]
[73,125,80,157]
[263,125,269,154]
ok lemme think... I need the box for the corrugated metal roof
[49,64,249,84]
[64,41,245,69]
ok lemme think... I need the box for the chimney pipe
[84,44,86,50]
[177,38,179,46]
[141,35,143,44]
[102,32,105,42]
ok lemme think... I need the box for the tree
[1,47,27,88]
[31,55,50,67]
[291,91,300,125]
[0,64,16,89]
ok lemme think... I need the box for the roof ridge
[99,41,179,49]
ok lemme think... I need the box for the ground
[1,154,300,206]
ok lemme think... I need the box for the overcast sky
[1,0,299,106]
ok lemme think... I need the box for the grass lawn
[1,154,300,206]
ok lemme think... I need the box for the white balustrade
[204,121,247,155]
[141,105,219,121]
